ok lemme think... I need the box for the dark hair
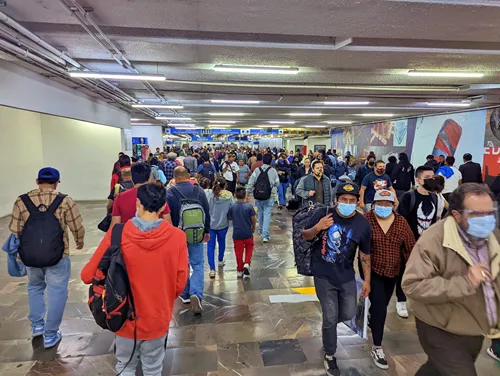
[199,177,212,190]
[415,165,435,178]
[263,153,273,165]
[119,154,131,167]
[312,160,324,169]
[38,178,58,185]
[257,153,263,161]
[426,154,434,160]
[213,176,227,197]
[445,156,455,166]
[374,159,385,166]
[131,163,151,184]
[202,153,210,162]
[434,175,445,194]
[398,152,410,168]
[367,154,376,161]
[439,154,445,158]
[131,157,138,163]
[463,153,472,162]
[388,156,397,163]
[448,183,495,213]
[150,157,159,166]
[137,183,167,213]
[235,187,246,199]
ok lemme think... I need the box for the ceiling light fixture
[426,102,471,107]
[209,120,237,123]
[211,100,260,104]
[258,125,280,128]
[132,104,184,109]
[208,124,231,127]
[69,72,166,81]
[305,125,327,128]
[359,113,394,117]
[208,113,246,116]
[326,121,354,125]
[214,64,299,75]
[407,70,484,78]
[130,123,157,126]
[131,118,147,121]
[323,101,370,105]
[288,113,322,116]
[269,121,295,124]
[156,117,192,120]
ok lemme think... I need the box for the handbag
[98,214,112,233]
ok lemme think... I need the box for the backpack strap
[409,190,416,213]
[19,194,38,215]
[48,194,67,214]
[111,223,125,247]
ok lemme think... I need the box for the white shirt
[222,161,239,181]
[439,166,462,194]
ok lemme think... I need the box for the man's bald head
[174,166,189,182]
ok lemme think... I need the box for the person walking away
[289,156,301,196]
[355,154,375,187]
[237,159,251,186]
[176,151,185,166]
[276,154,291,210]
[197,154,217,183]
[163,152,179,185]
[424,154,440,172]
[246,153,279,243]
[206,177,233,279]
[359,160,398,212]
[106,166,134,214]
[298,158,312,178]
[228,187,256,278]
[459,153,483,184]
[296,160,333,207]
[81,183,188,375]
[251,153,264,173]
[302,182,371,376]
[9,167,85,348]
[402,183,500,376]
[110,154,132,192]
[111,163,171,226]
[391,152,415,199]
[248,151,257,167]
[222,152,239,194]
[112,152,125,175]
[166,167,210,314]
[385,156,397,178]
[150,157,167,184]
[184,150,198,177]
[364,190,416,369]
[437,156,462,201]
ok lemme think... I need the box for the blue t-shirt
[238,165,251,183]
[306,207,371,283]
[361,172,392,204]
[228,202,256,240]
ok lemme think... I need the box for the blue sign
[191,136,213,141]
[132,137,148,144]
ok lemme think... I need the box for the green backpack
[171,185,206,243]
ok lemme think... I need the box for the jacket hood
[213,190,233,201]
[124,221,182,251]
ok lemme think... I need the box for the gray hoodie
[206,189,233,230]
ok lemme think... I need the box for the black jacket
[391,163,415,191]
[424,160,439,172]
[298,166,312,179]
[459,161,483,184]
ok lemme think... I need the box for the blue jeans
[181,242,204,300]
[255,198,274,240]
[27,257,71,337]
[278,182,289,205]
[289,177,297,196]
[207,227,229,270]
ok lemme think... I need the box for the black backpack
[253,167,272,200]
[200,163,215,182]
[18,193,66,268]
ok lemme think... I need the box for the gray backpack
[171,186,206,244]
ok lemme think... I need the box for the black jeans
[314,276,357,356]
[227,179,236,194]
[415,318,483,376]
[369,272,396,346]
[395,256,407,302]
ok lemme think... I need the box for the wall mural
[331,108,498,181]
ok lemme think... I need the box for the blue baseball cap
[38,167,60,181]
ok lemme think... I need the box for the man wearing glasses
[403,183,500,375]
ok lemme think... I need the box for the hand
[76,243,84,250]
[359,202,365,209]
[308,190,316,197]
[203,234,210,243]
[360,280,371,298]
[468,264,491,288]
[314,214,334,231]
[251,226,256,233]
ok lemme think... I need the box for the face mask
[466,215,497,239]
[368,161,374,167]
[376,168,385,175]
[338,203,356,217]
[422,177,438,192]
[374,205,393,219]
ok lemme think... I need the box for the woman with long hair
[391,152,415,198]
[298,158,312,178]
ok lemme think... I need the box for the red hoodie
[81,221,188,340]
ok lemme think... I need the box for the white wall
[304,136,332,153]
[131,125,164,151]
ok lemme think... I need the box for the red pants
[233,237,254,272]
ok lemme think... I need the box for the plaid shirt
[365,211,416,278]
[163,160,178,183]
[9,188,85,257]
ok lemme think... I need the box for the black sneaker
[487,345,500,361]
[371,347,389,369]
[324,354,340,376]
[190,295,203,315]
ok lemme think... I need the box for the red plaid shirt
[365,211,416,278]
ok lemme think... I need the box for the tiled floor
[0,201,498,375]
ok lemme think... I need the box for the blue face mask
[374,205,393,219]
[338,203,356,217]
[466,215,497,239]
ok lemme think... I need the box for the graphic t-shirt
[398,190,437,240]
[228,202,256,240]
[306,208,371,283]
[361,173,392,204]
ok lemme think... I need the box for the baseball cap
[335,182,360,198]
[38,167,60,181]
[373,189,395,203]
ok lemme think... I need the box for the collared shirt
[457,225,498,327]
[163,160,178,183]
[9,188,85,256]
[365,211,416,278]
[314,176,324,204]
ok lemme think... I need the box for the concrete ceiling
[3,0,500,130]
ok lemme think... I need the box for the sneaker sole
[396,312,409,318]
[190,296,203,314]
[371,353,389,369]
[243,267,250,276]
[32,331,44,338]
[323,360,340,376]
[44,336,62,349]
[179,297,190,304]
[487,347,500,361]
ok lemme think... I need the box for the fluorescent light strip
[169,124,195,127]
[258,125,280,128]
[326,121,353,125]
[269,121,295,124]
[288,113,322,116]
[174,126,203,130]
[132,104,184,109]
[209,120,237,123]
[130,123,157,125]
[69,72,166,81]
[211,99,260,104]
[323,101,369,105]
[426,102,470,107]
[305,125,326,128]
[208,125,231,127]
[208,113,245,116]
[359,113,394,117]
[214,64,299,75]
[156,117,192,120]
[407,71,484,78]
[131,118,147,121]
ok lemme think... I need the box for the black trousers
[227,179,236,194]
[395,255,407,302]
[369,272,396,346]
[415,318,484,376]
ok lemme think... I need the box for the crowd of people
[5,143,500,376]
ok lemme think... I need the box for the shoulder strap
[430,193,438,207]
[409,190,416,213]
[19,194,38,214]
[48,194,67,214]
[111,223,125,247]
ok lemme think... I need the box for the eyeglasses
[460,209,497,218]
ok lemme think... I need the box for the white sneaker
[243,263,250,278]
[237,271,244,278]
[218,260,225,267]
[396,302,409,318]
[487,346,500,361]
[263,238,269,243]
[209,270,216,279]
[371,347,389,369]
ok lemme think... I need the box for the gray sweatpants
[115,333,168,376]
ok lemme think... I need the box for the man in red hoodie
[81,183,188,375]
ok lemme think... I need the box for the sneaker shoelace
[374,348,386,360]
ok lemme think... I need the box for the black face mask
[422,177,439,192]
[368,161,375,167]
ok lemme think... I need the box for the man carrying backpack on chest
[9,167,85,348]
[166,167,210,314]
[246,153,280,243]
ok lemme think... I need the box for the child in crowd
[206,177,233,278]
[228,187,256,278]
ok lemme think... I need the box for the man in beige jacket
[403,183,500,376]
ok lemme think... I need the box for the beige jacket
[402,217,500,339]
